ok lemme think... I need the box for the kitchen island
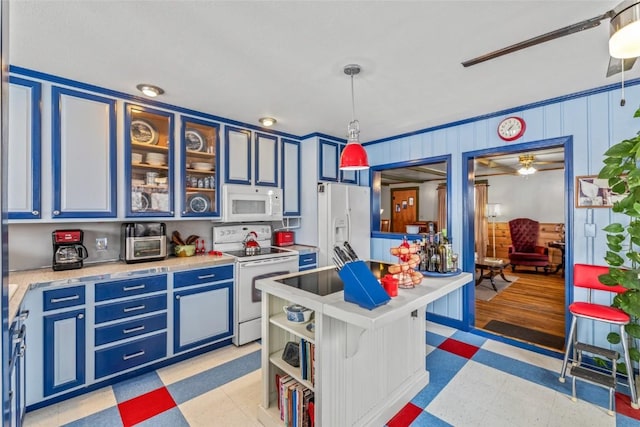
[256,262,472,427]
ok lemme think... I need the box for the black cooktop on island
[277,261,392,296]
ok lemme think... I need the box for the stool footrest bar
[570,366,617,389]
[575,342,619,361]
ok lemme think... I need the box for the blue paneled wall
[366,80,640,348]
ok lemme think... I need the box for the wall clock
[497,116,526,141]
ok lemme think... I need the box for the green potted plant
[597,106,640,375]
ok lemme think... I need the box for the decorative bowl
[174,245,196,257]
[283,304,313,323]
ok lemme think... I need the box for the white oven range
[212,224,298,345]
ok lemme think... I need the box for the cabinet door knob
[53,210,60,216]
[77,313,84,319]
[176,295,181,300]
[32,210,39,216]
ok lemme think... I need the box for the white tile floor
[23,323,640,426]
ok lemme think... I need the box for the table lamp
[486,203,501,261]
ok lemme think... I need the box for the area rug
[483,320,565,350]
[475,275,518,301]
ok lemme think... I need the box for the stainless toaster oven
[121,222,167,263]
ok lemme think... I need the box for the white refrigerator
[317,182,371,267]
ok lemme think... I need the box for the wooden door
[391,187,418,233]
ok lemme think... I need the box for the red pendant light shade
[340,141,369,170]
[339,64,369,171]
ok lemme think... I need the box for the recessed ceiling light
[259,117,277,127]
[136,84,164,97]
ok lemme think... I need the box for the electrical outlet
[96,237,108,251]
[584,223,596,238]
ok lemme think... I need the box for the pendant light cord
[351,74,356,122]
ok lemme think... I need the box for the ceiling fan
[516,154,564,175]
[462,0,640,77]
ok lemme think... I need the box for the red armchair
[507,218,550,273]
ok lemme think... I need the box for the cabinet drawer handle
[123,305,146,313]
[197,274,216,280]
[50,295,80,303]
[123,284,145,291]
[302,258,314,263]
[122,350,145,361]
[123,325,145,334]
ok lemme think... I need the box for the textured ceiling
[9,1,637,142]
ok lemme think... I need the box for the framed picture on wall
[575,175,627,208]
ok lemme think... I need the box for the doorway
[390,187,418,233]
[462,136,573,351]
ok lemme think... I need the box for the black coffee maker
[52,230,89,271]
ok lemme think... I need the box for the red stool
[559,264,638,414]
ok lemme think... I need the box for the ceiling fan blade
[606,56,637,77]
[533,160,565,165]
[461,12,611,67]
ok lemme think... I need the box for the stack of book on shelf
[300,338,315,385]
[276,374,314,427]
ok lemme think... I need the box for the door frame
[370,154,452,238]
[461,136,574,340]
[390,186,419,233]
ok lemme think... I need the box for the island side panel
[320,307,428,426]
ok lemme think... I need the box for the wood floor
[475,266,566,351]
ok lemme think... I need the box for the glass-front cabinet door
[181,117,219,217]
[125,103,174,217]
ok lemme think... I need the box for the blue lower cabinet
[95,332,167,379]
[298,252,317,271]
[43,309,86,397]
[94,313,167,346]
[174,282,233,353]
[95,294,167,324]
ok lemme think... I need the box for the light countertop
[278,244,318,254]
[256,264,472,330]
[8,254,235,323]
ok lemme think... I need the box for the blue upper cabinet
[125,103,175,217]
[318,139,357,184]
[225,126,252,185]
[8,77,41,220]
[51,87,117,218]
[339,143,358,184]
[282,138,301,216]
[181,116,220,217]
[255,132,278,187]
[319,139,339,182]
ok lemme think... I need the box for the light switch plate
[96,237,108,251]
[584,223,596,238]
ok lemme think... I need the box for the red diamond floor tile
[117,386,177,427]
[615,392,640,420]
[438,337,479,359]
[386,402,423,427]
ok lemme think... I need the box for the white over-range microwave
[222,184,283,222]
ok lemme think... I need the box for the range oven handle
[238,255,298,267]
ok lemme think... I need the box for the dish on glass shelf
[131,119,158,145]
[185,128,206,152]
[191,162,214,171]
[188,193,210,213]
